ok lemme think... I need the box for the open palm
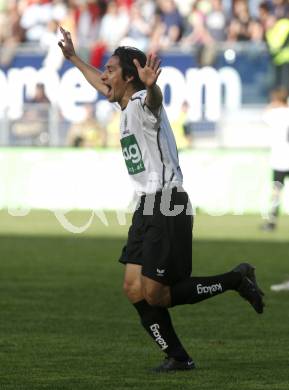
[133,54,162,88]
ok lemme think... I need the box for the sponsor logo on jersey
[196,283,222,295]
[150,324,168,350]
[120,134,145,175]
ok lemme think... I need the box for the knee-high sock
[170,271,241,307]
[133,300,190,362]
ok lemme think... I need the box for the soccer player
[58,27,264,372]
[261,87,289,231]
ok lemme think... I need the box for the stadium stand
[0,0,288,147]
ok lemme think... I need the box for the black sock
[171,271,242,307]
[133,300,190,362]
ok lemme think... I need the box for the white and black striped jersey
[119,90,183,195]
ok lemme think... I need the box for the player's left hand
[133,54,162,88]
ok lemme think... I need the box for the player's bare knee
[123,280,142,301]
[141,277,168,306]
[122,280,135,297]
[143,292,160,306]
[142,286,163,307]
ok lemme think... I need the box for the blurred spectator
[51,0,67,21]
[75,0,102,49]
[181,1,213,48]
[116,0,133,9]
[205,0,227,42]
[259,1,272,32]
[66,103,107,147]
[11,83,51,145]
[32,82,50,104]
[249,19,264,42]
[227,0,255,41]
[4,0,289,150]
[120,2,151,51]
[72,0,107,65]
[20,0,53,42]
[0,0,9,43]
[247,0,263,19]
[181,1,218,66]
[3,0,289,52]
[0,0,25,67]
[174,0,195,19]
[265,12,289,90]
[19,0,68,43]
[271,0,289,20]
[98,0,129,51]
[150,0,184,51]
[137,0,156,23]
[60,0,77,43]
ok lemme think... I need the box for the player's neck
[119,86,139,110]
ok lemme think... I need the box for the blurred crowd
[0,0,289,57]
[1,0,289,149]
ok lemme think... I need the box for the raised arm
[58,27,109,97]
[133,53,163,112]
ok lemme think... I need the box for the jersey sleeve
[132,90,161,129]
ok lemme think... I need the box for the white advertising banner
[1,148,289,215]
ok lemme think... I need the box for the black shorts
[273,170,289,185]
[119,187,193,286]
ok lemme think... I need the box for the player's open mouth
[106,84,112,97]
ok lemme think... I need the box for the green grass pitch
[0,211,289,390]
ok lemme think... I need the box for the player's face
[101,56,128,104]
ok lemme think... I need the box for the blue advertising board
[0,46,271,124]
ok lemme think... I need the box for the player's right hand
[58,26,76,60]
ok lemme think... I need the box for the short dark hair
[113,46,147,91]
[259,1,270,13]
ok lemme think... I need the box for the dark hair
[113,46,147,91]
[259,1,270,13]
